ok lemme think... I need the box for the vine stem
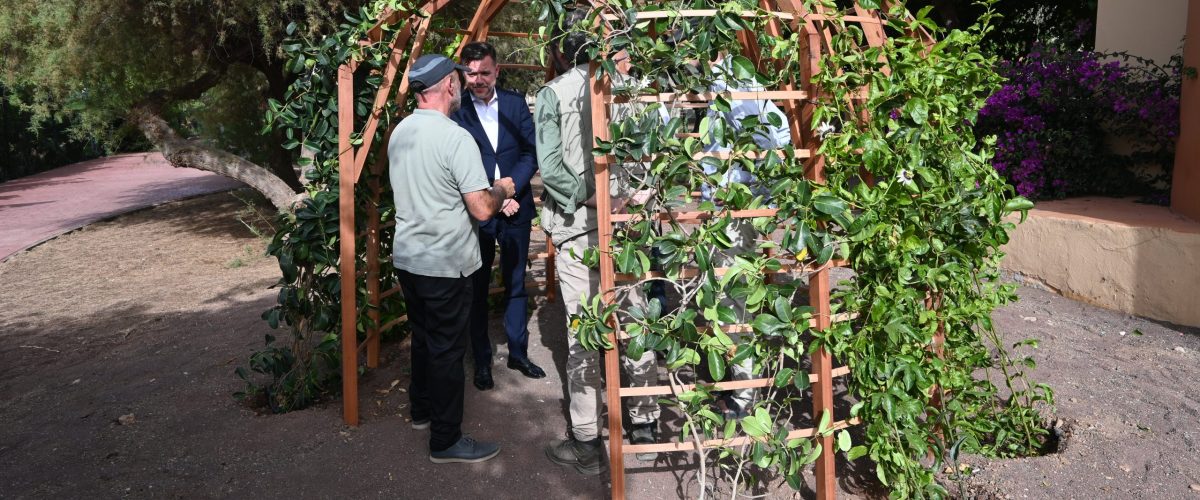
[669,369,708,500]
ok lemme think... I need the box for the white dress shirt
[471,91,501,180]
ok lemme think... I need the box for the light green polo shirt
[388,109,490,278]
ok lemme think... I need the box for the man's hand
[464,177,517,222]
[494,177,516,199]
[501,199,520,217]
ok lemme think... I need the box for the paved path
[0,152,245,261]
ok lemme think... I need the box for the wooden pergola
[333,1,915,498]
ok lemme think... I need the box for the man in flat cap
[389,53,515,464]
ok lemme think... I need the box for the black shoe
[506,357,546,379]
[629,421,659,462]
[474,365,494,391]
[546,436,604,475]
[430,435,500,464]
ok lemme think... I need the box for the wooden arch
[334,1,915,498]
[334,0,541,429]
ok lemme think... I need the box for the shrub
[978,42,1182,201]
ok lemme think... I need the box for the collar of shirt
[471,90,499,108]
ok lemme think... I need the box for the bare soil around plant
[0,190,1198,499]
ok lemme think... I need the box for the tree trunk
[130,104,305,212]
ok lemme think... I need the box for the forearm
[485,185,506,214]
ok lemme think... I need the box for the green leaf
[817,410,832,435]
[730,55,758,82]
[716,305,738,324]
[837,429,852,452]
[774,367,794,387]
[753,313,786,335]
[846,445,868,461]
[707,349,727,381]
[774,296,792,323]
[812,195,848,216]
[1003,196,1035,217]
[904,97,929,125]
[741,410,770,437]
[793,370,811,390]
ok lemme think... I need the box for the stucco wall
[1002,198,1200,327]
[1095,0,1188,64]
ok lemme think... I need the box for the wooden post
[809,268,836,499]
[590,60,626,500]
[337,62,360,427]
[366,174,382,368]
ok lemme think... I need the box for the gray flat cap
[408,54,468,93]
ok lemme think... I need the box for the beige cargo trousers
[556,231,660,442]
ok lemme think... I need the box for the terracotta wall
[1002,199,1200,327]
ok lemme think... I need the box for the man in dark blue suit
[451,42,545,390]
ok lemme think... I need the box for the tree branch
[129,103,305,211]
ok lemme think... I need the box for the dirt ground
[1,190,1198,499]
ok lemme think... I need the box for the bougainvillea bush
[977,43,1182,201]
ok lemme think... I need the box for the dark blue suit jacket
[450,88,538,224]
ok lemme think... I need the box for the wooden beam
[337,63,360,427]
[623,417,860,453]
[617,366,852,397]
[353,16,422,181]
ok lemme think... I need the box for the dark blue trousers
[469,218,532,366]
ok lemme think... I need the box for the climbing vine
[545,0,1052,497]
[238,1,422,411]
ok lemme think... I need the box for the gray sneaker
[411,418,430,430]
[545,436,604,475]
[429,436,500,464]
[629,421,659,462]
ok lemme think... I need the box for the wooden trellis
[584,3,898,499]
[334,1,908,499]
[335,0,553,427]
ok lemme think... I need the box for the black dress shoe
[474,365,494,391]
[506,357,546,379]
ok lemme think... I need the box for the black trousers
[398,269,472,452]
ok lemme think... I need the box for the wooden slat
[613,259,848,282]
[379,314,410,333]
[619,366,851,397]
[623,417,861,454]
[610,147,811,164]
[602,9,796,21]
[607,90,809,103]
[599,8,881,24]
[437,28,543,39]
[615,311,858,340]
[352,16,423,181]
[610,208,777,223]
[499,63,549,71]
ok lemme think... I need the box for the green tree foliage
[911,0,1098,59]
[0,84,102,182]
[0,0,366,202]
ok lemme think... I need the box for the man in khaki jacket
[536,11,661,475]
